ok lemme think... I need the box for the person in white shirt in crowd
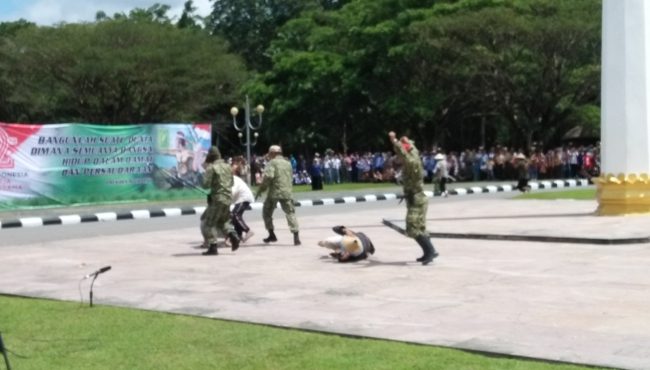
[323,154,333,184]
[332,154,341,184]
[433,153,449,197]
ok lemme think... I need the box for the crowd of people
[242,143,600,188]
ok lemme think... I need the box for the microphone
[84,266,111,279]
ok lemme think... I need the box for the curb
[382,219,650,245]
[0,179,592,229]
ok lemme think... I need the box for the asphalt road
[0,190,518,246]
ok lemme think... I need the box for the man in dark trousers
[389,131,439,265]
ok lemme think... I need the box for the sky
[0,0,212,25]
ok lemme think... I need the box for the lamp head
[230,107,239,116]
[255,104,265,114]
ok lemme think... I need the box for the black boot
[263,230,278,243]
[415,235,439,265]
[293,232,301,246]
[202,243,219,255]
[229,232,240,251]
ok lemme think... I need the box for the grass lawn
[0,295,604,370]
[515,189,596,200]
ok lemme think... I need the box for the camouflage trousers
[404,191,428,238]
[263,198,299,233]
[202,201,235,244]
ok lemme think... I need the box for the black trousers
[231,201,251,237]
[516,179,529,192]
[439,177,447,193]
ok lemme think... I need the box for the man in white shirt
[231,174,255,242]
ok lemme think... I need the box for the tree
[96,3,173,24]
[249,0,601,153]
[405,0,601,148]
[207,0,332,70]
[0,19,247,123]
[249,0,440,153]
[177,0,203,30]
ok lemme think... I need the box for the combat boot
[202,243,219,256]
[415,235,439,265]
[228,232,240,251]
[263,230,278,243]
[293,232,301,246]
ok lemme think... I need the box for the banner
[0,123,212,208]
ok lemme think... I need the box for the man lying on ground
[318,225,375,262]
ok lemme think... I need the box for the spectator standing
[433,153,449,197]
[311,153,323,190]
[515,153,531,192]
[332,154,342,184]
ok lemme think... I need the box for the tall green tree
[177,0,203,30]
[249,0,601,153]
[404,0,601,148]
[207,0,348,70]
[0,19,247,123]
[249,0,439,153]
[0,20,36,120]
[96,3,173,23]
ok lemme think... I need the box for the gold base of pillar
[595,173,650,215]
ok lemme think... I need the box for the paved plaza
[1,197,650,369]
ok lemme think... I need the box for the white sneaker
[242,231,255,243]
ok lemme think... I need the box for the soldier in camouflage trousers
[389,132,439,265]
[201,146,240,255]
[255,145,301,246]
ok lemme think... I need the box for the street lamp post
[231,95,264,185]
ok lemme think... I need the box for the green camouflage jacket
[202,159,234,203]
[393,139,424,195]
[258,156,293,199]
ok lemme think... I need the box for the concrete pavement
[1,194,650,369]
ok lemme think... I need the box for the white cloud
[1,0,213,25]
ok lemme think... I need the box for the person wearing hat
[201,146,240,255]
[433,152,449,197]
[388,131,439,265]
[514,153,531,192]
[255,145,301,245]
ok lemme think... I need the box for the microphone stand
[0,331,11,370]
[89,274,99,308]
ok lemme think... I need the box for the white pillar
[598,0,650,215]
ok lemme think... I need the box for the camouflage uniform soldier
[389,132,439,265]
[255,145,301,245]
[201,146,240,255]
